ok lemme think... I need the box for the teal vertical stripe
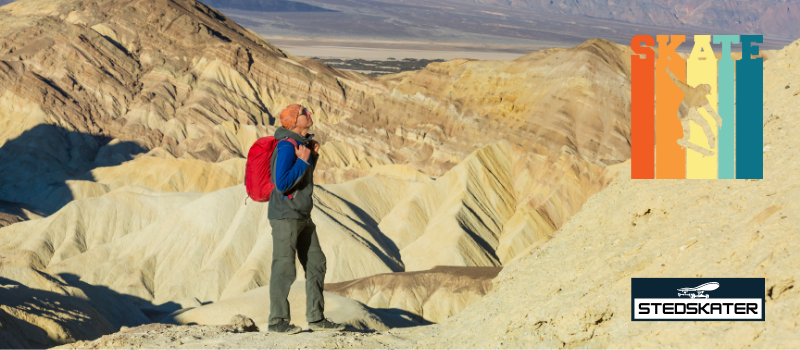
[714,35,739,179]
[736,35,764,179]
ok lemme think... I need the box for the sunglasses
[298,107,311,118]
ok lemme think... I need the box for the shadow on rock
[0,124,146,216]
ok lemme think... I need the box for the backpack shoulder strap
[271,137,299,200]
[278,138,298,148]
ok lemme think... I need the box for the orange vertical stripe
[631,35,655,179]
[656,35,686,179]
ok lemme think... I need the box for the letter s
[638,303,650,314]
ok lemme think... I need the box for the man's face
[297,108,313,128]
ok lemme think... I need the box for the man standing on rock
[267,104,345,334]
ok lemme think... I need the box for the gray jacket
[267,127,318,220]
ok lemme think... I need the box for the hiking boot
[308,318,345,331]
[268,320,302,335]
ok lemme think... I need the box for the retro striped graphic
[631,35,764,180]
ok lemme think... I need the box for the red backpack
[245,136,298,202]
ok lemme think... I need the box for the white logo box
[634,298,763,320]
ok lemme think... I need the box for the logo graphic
[632,278,765,321]
[630,35,764,179]
[677,281,719,298]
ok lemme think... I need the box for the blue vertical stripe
[735,35,764,179]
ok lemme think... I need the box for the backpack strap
[279,138,298,148]
[275,137,299,200]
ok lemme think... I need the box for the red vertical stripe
[631,35,655,179]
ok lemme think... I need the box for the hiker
[267,104,345,334]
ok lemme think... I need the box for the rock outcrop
[159,280,426,332]
[325,266,502,323]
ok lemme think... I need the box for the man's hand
[295,144,311,162]
[309,140,321,155]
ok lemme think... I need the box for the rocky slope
[319,38,632,183]
[0,0,378,215]
[52,322,429,349]
[417,38,800,349]
[0,140,618,301]
[0,267,149,348]
[0,199,43,228]
[314,42,631,268]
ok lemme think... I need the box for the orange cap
[279,104,304,130]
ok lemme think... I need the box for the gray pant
[268,218,327,325]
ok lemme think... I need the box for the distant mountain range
[452,0,800,40]
[171,0,800,41]
[204,0,795,53]
[1,0,797,51]
[201,0,334,12]
[0,0,334,10]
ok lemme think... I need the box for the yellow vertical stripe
[686,35,719,179]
